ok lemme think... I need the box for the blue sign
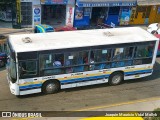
[34,8,40,15]
[74,7,90,27]
[76,1,137,7]
[44,0,68,4]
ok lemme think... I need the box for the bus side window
[135,45,153,58]
[82,51,89,64]
[113,48,124,61]
[124,47,134,59]
[53,53,64,67]
[19,61,37,77]
[40,54,52,69]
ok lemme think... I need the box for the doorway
[41,5,66,27]
[91,7,108,25]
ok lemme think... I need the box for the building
[129,0,160,25]
[12,0,75,28]
[4,0,160,29]
[73,0,137,28]
[0,0,12,22]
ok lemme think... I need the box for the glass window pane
[79,51,89,64]
[65,52,78,66]
[113,48,124,61]
[124,47,134,59]
[135,45,154,58]
[53,54,64,67]
[94,49,112,62]
[20,61,37,75]
[40,54,52,69]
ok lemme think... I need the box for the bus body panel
[155,34,160,56]
[13,64,153,95]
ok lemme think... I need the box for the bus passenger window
[113,48,124,61]
[76,51,89,64]
[82,52,89,64]
[124,47,134,59]
[40,54,52,69]
[65,52,78,66]
[135,45,153,58]
[94,49,111,62]
[19,61,37,76]
[53,54,64,67]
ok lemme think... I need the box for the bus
[155,34,160,56]
[6,27,159,96]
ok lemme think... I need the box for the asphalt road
[0,58,160,112]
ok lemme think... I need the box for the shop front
[40,0,75,27]
[0,1,12,22]
[130,0,160,25]
[74,0,136,28]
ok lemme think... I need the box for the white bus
[6,27,159,96]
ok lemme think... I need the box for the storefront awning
[137,0,160,6]
[41,0,68,5]
[76,0,137,7]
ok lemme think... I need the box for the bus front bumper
[9,81,19,95]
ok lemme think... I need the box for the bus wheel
[0,60,5,67]
[42,81,59,94]
[109,72,123,85]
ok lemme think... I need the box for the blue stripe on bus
[19,84,42,91]
[60,75,109,84]
[124,69,152,76]
[19,69,152,91]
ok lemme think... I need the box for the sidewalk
[0,28,33,36]
[0,21,33,36]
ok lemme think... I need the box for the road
[0,58,160,112]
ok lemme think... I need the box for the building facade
[10,0,160,28]
[129,0,160,25]
[73,0,137,28]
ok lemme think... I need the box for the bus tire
[42,80,60,94]
[109,72,123,85]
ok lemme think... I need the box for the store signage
[33,5,41,26]
[120,7,131,25]
[42,0,68,4]
[66,5,74,26]
[76,2,136,7]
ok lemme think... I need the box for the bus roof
[9,27,158,53]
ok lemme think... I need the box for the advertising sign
[120,7,131,25]
[75,7,83,20]
[33,5,41,26]
[66,5,74,26]
[74,7,90,27]
[41,0,68,4]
